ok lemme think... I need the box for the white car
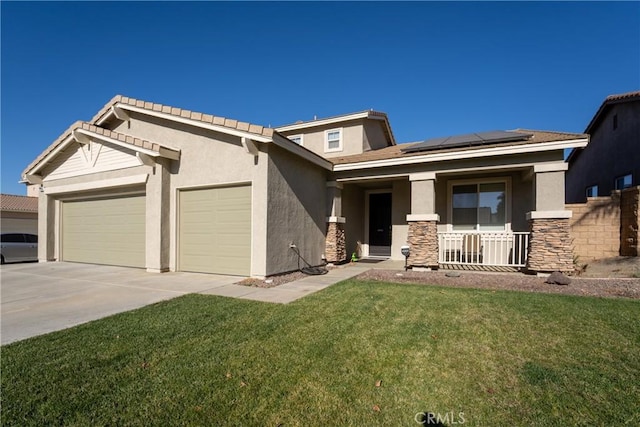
[0,233,38,264]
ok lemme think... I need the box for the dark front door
[369,192,392,256]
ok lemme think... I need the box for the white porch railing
[437,232,530,267]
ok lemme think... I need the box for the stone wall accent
[526,218,574,273]
[325,222,346,263]
[407,220,439,268]
[567,195,621,261]
[620,186,640,256]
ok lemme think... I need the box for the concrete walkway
[198,264,371,303]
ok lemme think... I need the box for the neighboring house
[22,95,588,276]
[566,90,640,203]
[1,194,39,234]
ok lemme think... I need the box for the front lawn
[2,280,639,426]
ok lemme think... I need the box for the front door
[368,192,392,256]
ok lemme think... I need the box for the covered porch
[325,161,574,273]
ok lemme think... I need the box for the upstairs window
[615,174,632,190]
[585,185,598,198]
[613,114,618,130]
[451,181,507,231]
[325,128,343,152]
[289,134,303,146]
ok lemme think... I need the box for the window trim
[324,128,343,153]
[447,177,511,232]
[585,185,598,198]
[288,134,304,146]
[614,174,632,190]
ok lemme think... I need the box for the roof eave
[333,138,589,172]
[23,124,181,181]
[271,133,333,171]
[103,103,273,143]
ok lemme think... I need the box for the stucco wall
[278,120,364,159]
[265,145,327,276]
[363,120,391,151]
[566,100,640,203]
[342,184,365,258]
[390,180,410,260]
[111,113,271,276]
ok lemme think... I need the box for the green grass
[2,280,639,426]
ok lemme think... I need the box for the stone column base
[526,218,573,273]
[407,220,439,268]
[325,222,346,263]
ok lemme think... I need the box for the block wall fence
[567,186,639,261]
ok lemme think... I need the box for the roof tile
[1,194,39,213]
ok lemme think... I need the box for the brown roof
[1,194,38,213]
[585,90,640,133]
[23,121,179,177]
[92,95,274,138]
[331,129,588,165]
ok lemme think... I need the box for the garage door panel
[62,195,145,268]
[179,185,251,276]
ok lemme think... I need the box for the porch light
[401,245,410,271]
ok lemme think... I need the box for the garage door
[179,185,251,276]
[62,195,145,268]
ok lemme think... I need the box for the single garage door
[62,195,145,268]
[179,185,251,276]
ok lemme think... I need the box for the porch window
[452,182,506,231]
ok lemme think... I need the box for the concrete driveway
[1,262,241,345]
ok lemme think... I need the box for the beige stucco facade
[24,95,589,276]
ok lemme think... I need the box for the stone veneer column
[526,163,573,273]
[526,214,574,273]
[325,219,346,263]
[325,181,346,264]
[406,172,439,269]
[406,219,439,268]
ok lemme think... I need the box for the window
[615,174,632,190]
[451,181,507,231]
[613,114,618,130]
[0,234,25,243]
[585,185,598,198]
[325,128,342,152]
[289,134,303,146]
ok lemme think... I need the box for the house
[566,90,640,203]
[565,90,640,258]
[22,95,588,276]
[1,193,39,235]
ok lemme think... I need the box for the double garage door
[61,186,251,276]
[62,195,146,268]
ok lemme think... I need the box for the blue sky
[2,1,639,195]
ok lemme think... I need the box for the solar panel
[401,130,533,154]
